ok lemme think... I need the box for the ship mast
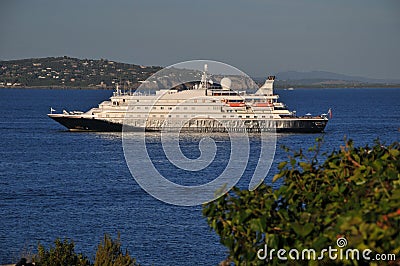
[116,83,120,96]
[199,64,209,89]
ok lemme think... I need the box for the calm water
[0,88,399,265]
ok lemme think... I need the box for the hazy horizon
[1,0,399,79]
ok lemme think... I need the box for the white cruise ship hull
[48,67,330,134]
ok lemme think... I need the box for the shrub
[34,238,90,266]
[32,234,139,266]
[203,140,400,265]
[94,233,139,266]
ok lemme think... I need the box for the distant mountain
[249,70,400,88]
[275,70,400,84]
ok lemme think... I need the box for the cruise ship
[48,65,329,133]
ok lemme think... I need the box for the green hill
[0,56,162,89]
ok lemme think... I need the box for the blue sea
[0,88,399,265]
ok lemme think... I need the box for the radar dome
[220,77,231,90]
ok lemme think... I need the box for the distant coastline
[0,56,160,90]
[2,84,399,91]
[1,56,399,90]
[0,85,113,90]
[2,84,400,91]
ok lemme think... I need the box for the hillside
[1,57,399,89]
[0,56,161,89]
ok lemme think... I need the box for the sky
[0,0,399,79]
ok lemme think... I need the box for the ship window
[145,107,148,109]
[202,99,205,103]
[262,116,265,118]
[239,115,242,118]
[161,115,164,118]
[191,107,195,110]
[222,115,226,118]
[168,115,172,118]
[161,107,164,110]
[184,107,187,110]
[137,100,139,102]
[246,115,250,118]
[254,116,258,118]
[194,100,197,103]
[184,115,187,118]
[168,107,172,110]
[137,106,141,109]
[176,107,180,110]
[270,116,273,118]
[123,99,126,102]
[230,115,234,118]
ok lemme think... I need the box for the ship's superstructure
[48,65,329,133]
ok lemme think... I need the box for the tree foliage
[32,234,138,266]
[34,238,90,266]
[94,233,139,266]
[203,140,400,265]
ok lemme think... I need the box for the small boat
[228,102,245,107]
[253,102,273,107]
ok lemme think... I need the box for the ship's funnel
[256,76,275,95]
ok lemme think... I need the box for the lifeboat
[228,102,245,107]
[253,102,273,107]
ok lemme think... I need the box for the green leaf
[249,218,265,232]
[292,223,314,237]
[389,148,399,157]
[278,161,288,170]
